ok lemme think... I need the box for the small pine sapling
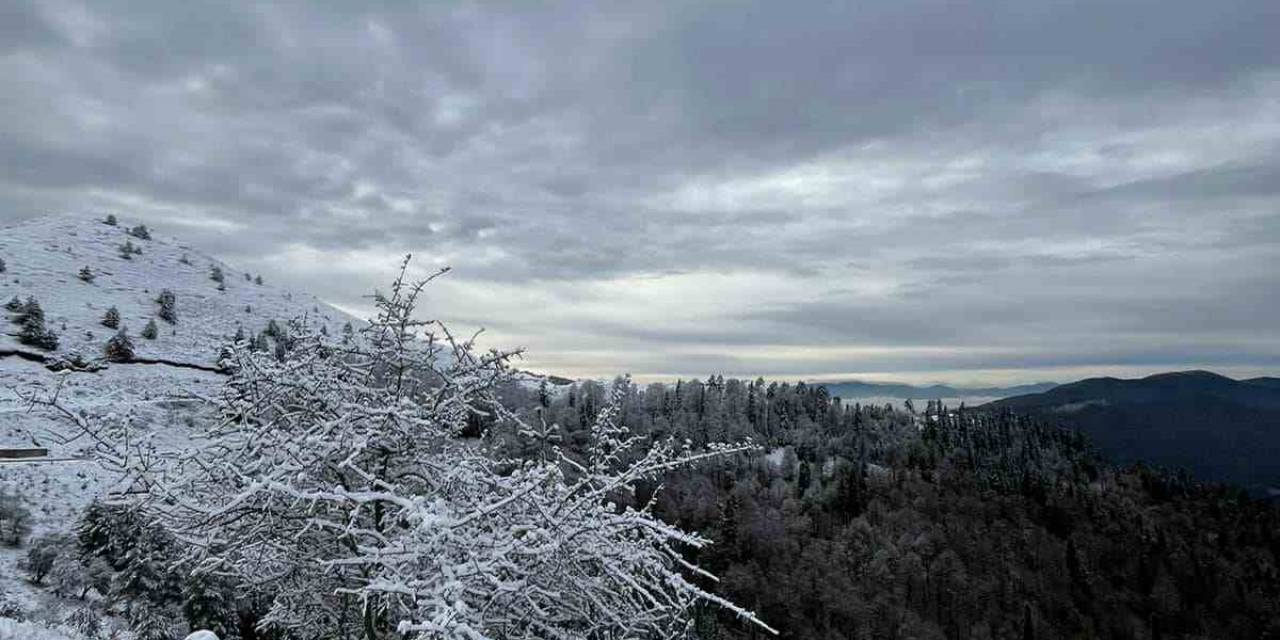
[105,327,135,362]
[254,274,263,285]
[119,241,136,260]
[4,295,20,312]
[102,306,121,329]
[78,266,95,283]
[156,289,177,324]
[141,318,159,340]
[210,265,225,284]
[103,214,118,226]
[128,224,151,240]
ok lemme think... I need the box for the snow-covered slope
[0,214,353,366]
[0,214,359,613]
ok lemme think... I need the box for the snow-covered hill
[0,214,359,614]
[0,214,354,366]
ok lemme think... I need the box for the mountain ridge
[988,369,1280,494]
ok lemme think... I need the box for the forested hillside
[495,378,1280,640]
[991,371,1280,496]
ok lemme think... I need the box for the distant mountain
[819,379,1058,401]
[989,370,1280,494]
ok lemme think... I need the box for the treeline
[494,378,1280,640]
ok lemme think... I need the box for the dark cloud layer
[2,1,1278,382]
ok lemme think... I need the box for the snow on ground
[0,213,354,365]
[0,353,223,611]
[0,617,99,640]
[0,213,357,615]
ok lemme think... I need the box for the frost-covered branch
[40,257,774,639]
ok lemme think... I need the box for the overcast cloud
[2,0,1278,383]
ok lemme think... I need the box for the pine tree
[141,318,159,340]
[105,327,135,362]
[102,306,121,329]
[119,241,135,260]
[179,253,192,265]
[78,266,95,283]
[233,325,246,343]
[265,319,281,338]
[18,296,43,325]
[128,601,178,640]
[254,274,263,285]
[156,289,177,324]
[103,214,118,226]
[16,298,58,350]
[128,224,151,240]
[210,265,225,284]
[0,257,6,273]
[4,295,21,312]
[182,572,237,639]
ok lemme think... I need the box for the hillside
[0,213,357,612]
[989,370,1280,495]
[0,214,353,367]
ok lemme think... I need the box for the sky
[2,1,1278,385]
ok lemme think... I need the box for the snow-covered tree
[4,295,19,312]
[119,241,136,260]
[104,214,118,226]
[66,606,103,638]
[0,256,6,273]
[128,601,179,640]
[181,571,238,640]
[60,259,771,640]
[78,266,95,283]
[105,327,135,362]
[141,319,158,340]
[16,297,58,350]
[102,306,120,329]
[129,225,151,240]
[157,290,178,324]
[210,265,224,284]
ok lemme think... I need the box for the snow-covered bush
[104,328,134,362]
[20,533,75,584]
[0,489,32,547]
[128,225,151,240]
[101,307,120,329]
[62,259,770,640]
[156,290,177,324]
[140,319,158,340]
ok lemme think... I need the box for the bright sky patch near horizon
[2,1,1278,385]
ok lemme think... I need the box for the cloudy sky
[2,1,1278,384]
